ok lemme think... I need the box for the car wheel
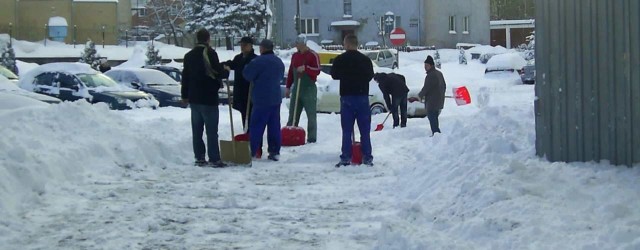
[370,103,386,116]
[392,63,398,69]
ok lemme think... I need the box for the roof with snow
[490,19,535,29]
[331,20,360,27]
[48,17,68,27]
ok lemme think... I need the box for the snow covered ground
[1,43,640,249]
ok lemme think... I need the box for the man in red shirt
[285,34,321,143]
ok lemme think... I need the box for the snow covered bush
[79,40,101,70]
[434,50,442,69]
[1,43,18,75]
[146,42,162,66]
[459,48,468,65]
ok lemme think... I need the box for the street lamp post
[73,25,77,48]
[125,29,129,48]
[102,25,105,48]
[8,23,12,47]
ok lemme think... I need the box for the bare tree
[147,0,187,46]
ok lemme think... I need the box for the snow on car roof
[19,62,99,88]
[107,68,178,84]
[485,53,527,71]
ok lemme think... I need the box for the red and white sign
[389,28,406,46]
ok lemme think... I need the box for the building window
[463,16,470,34]
[449,16,456,34]
[344,0,352,16]
[379,16,398,32]
[138,8,146,17]
[301,18,319,34]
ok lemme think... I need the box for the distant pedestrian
[330,34,375,167]
[243,39,285,161]
[373,72,409,128]
[223,36,258,128]
[285,34,321,143]
[181,28,228,167]
[419,55,446,136]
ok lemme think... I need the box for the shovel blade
[453,86,472,106]
[220,140,252,165]
[375,124,384,131]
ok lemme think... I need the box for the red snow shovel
[351,132,362,165]
[281,77,306,146]
[234,83,252,142]
[374,113,392,131]
[446,86,472,106]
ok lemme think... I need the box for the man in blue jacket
[242,39,285,161]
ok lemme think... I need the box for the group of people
[180,28,446,168]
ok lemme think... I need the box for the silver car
[363,49,398,69]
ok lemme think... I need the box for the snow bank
[0,101,191,226]
[16,60,40,76]
[116,46,146,68]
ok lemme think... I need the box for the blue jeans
[249,104,281,156]
[427,109,442,134]
[340,96,373,163]
[190,104,220,162]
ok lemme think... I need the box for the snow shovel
[374,113,392,131]
[281,77,306,146]
[351,127,363,165]
[445,86,472,106]
[220,79,252,166]
[234,83,252,142]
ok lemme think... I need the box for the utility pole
[295,0,301,35]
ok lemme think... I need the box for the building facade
[0,0,131,45]
[272,0,490,48]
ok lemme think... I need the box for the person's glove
[296,65,305,73]
[285,88,291,98]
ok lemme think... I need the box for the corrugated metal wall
[535,0,640,166]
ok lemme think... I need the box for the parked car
[1,75,61,104]
[315,69,388,115]
[520,64,536,85]
[105,68,185,107]
[19,63,158,110]
[363,49,398,69]
[0,66,19,84]
[485,53,527,85]
[142,65,182,82]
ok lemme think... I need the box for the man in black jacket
[419,55,446,136]
[223,37,258,128]
[181,28,228,167]
[374,72,409,128]
[330,34,375,167]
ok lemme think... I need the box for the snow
[116,46,147,68]
[72,0,118,2]
[485,53,527,71]
[0,92,49,110]
[330,20,361,26]
[106,68,179,85]
[48,16,68,27]
[1,45,640,249]
[18,62,97,89]
[467,45,511,56]
[490,19,536,26]
[365,41,380,46]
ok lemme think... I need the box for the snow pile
[48,16,68,27]
[0,101,191,227]
[116,46,148,68]
[373,104,640,249]
[16,60,40,76]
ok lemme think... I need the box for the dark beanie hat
[425,55,435,65]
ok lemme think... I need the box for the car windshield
[364,52,378,61]
[138,71,179,86]
[77,73,117,88]
[0,67,18,80]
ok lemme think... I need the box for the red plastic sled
[281,126,306,146]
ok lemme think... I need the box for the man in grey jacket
[419,55,446,136]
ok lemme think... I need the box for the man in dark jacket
[223,37,258,128]
[242,39,284,161]
[419,55,446,136]
[181,28,228,167]
[330,34,375,167]
[374,72,409,128]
